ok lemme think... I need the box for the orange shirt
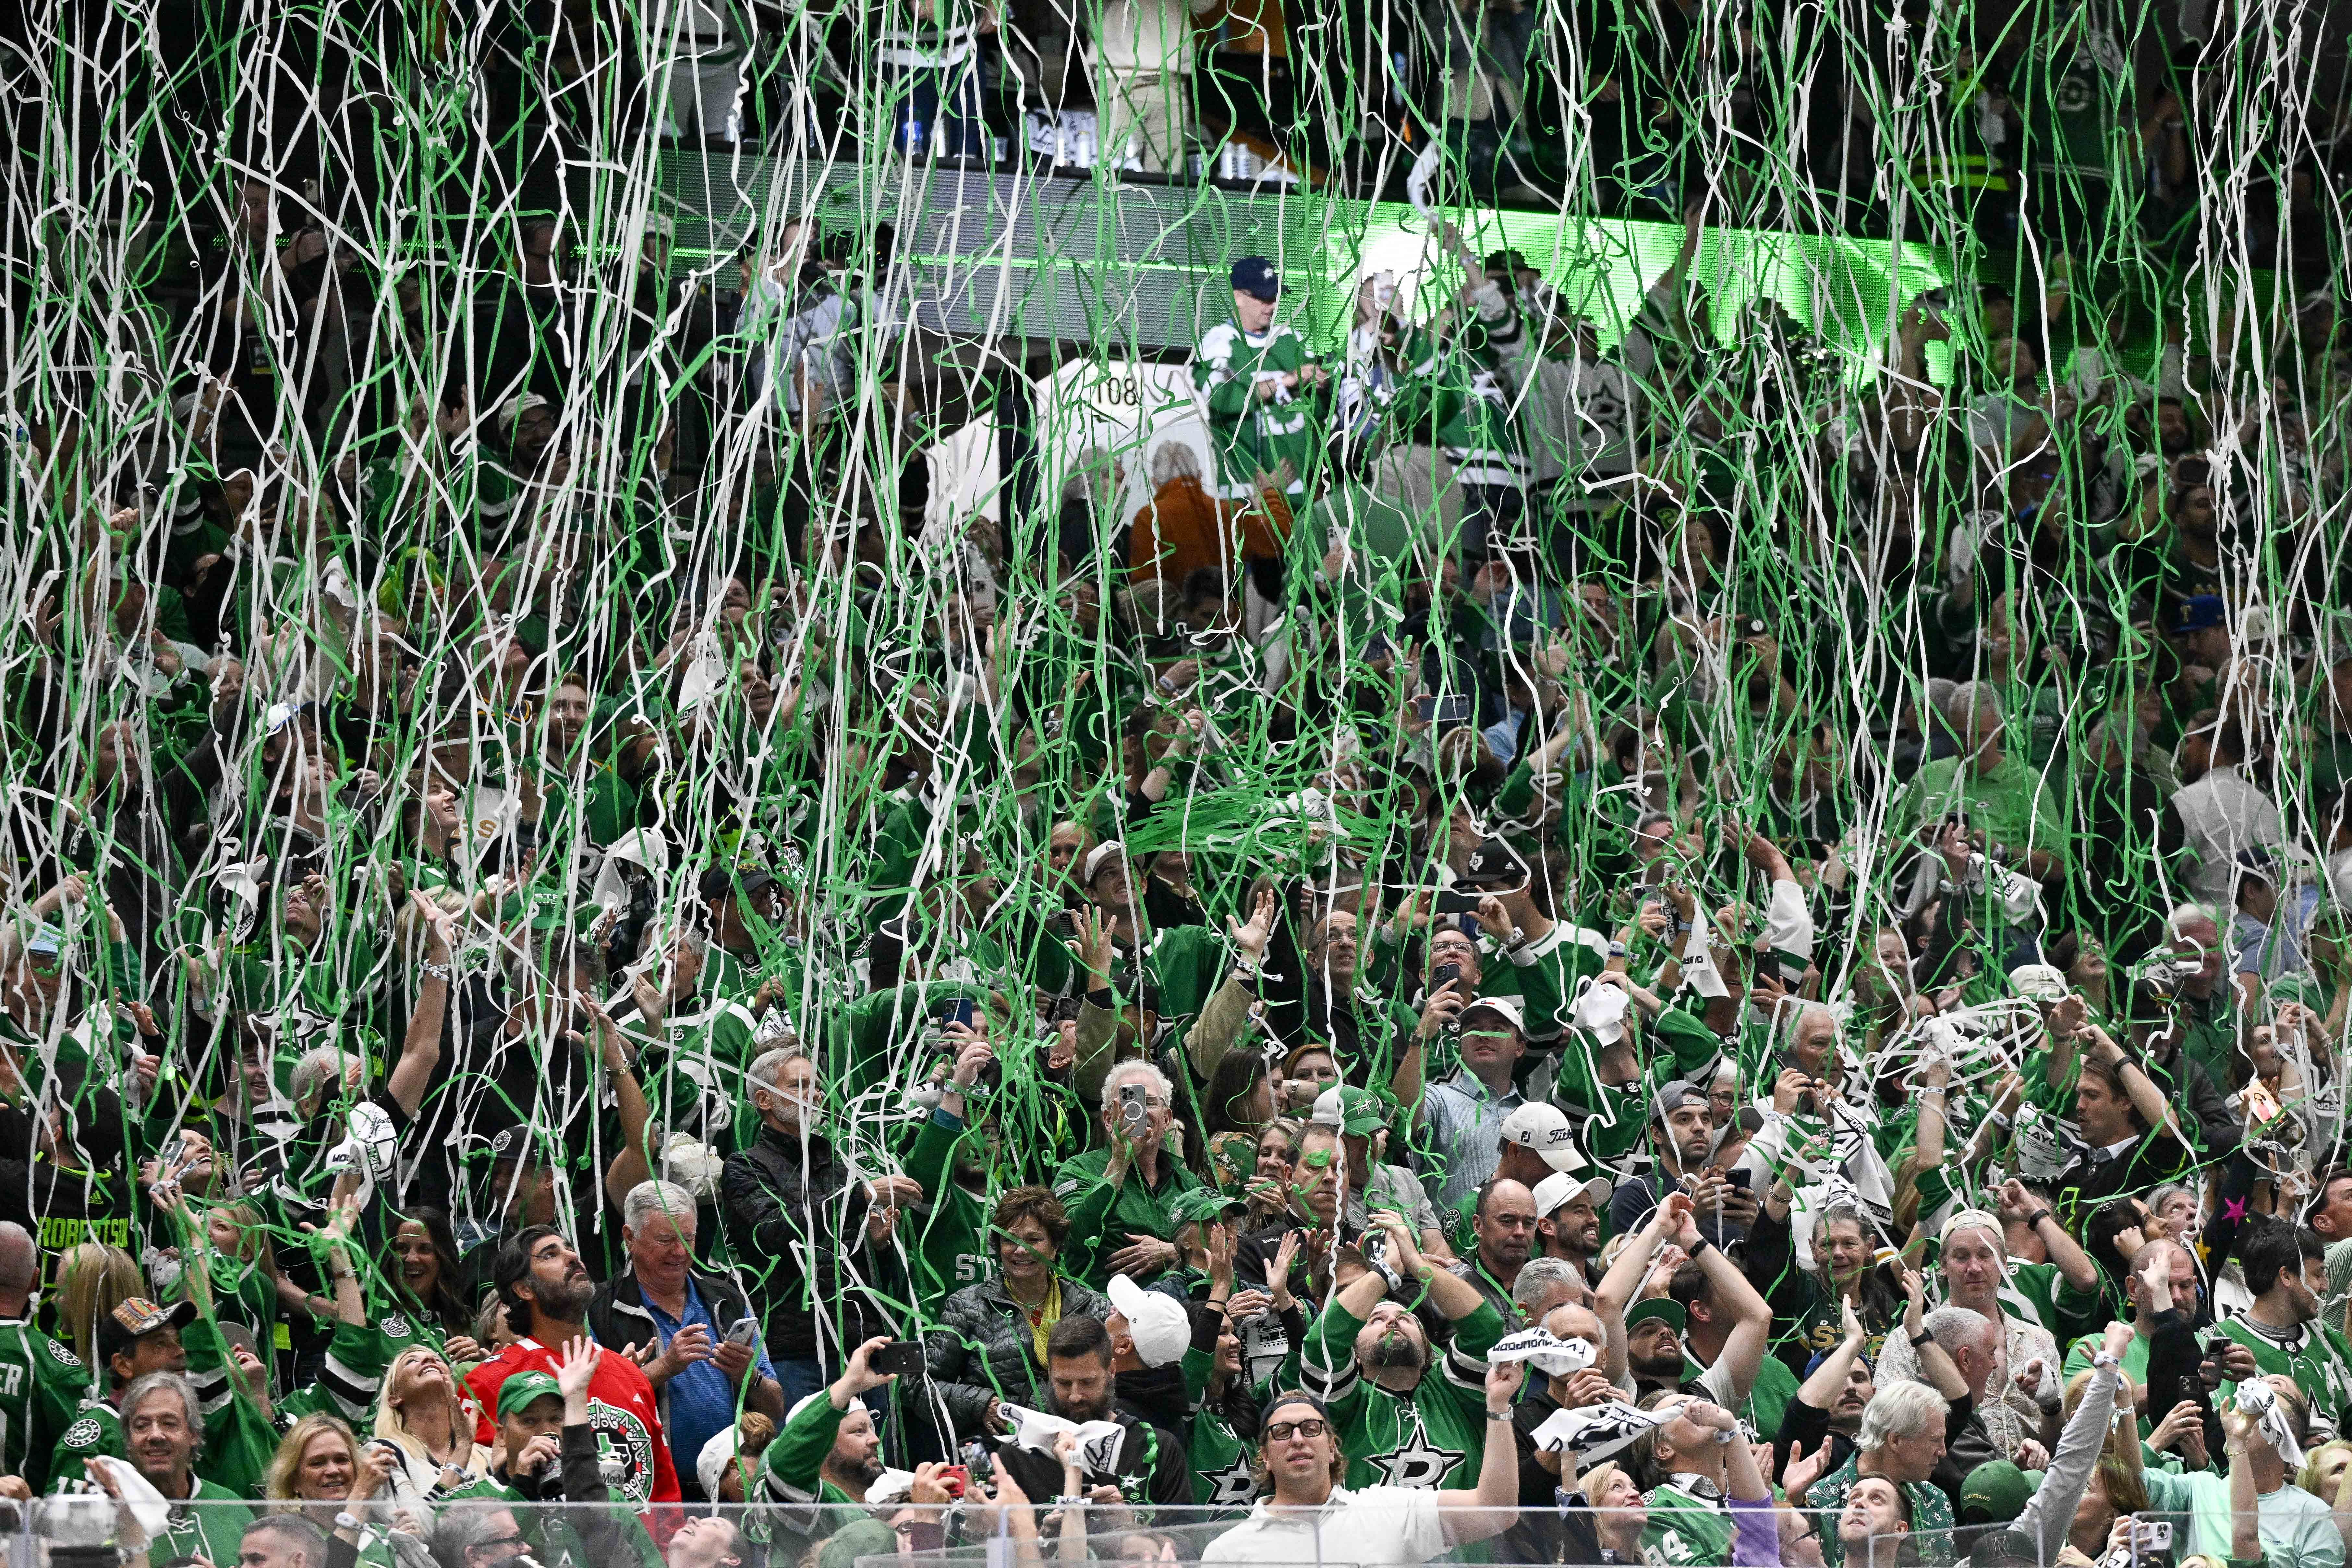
[1127,476,1291,587]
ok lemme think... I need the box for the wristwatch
[1908,1328,1933,1348]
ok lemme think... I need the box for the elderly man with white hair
[589,1178,785,1499]
[1798,1379,1961,1567]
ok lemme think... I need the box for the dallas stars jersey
[1303,1298,1507,1491]
[2219,1316,2352,1440]
[0,1318,90,1489]
[1643,1481,1736,1566]
[1193,316,1319,498]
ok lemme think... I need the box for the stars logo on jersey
[1369,1413,1463,1489]
[45,1337,81,1367]
[1203,1455,1259,1507]
[586,1397,657,1504]
[61,1417,102,1448]
[380,1313,414,1341]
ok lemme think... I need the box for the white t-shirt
[1202,1486,1451,1567]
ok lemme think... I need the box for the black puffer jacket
[718,1123,889,1359]
[921,1275,1114,1439]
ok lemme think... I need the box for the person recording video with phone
[587,1179,784,1500]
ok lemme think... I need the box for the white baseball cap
[1106,1274,1190,1368]
[1533,1170,1614,1217]
[1500,1102,1585,1173]
[1082,840,1130,886]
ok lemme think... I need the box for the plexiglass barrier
[0,1497,2241,1568]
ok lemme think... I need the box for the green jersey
[0,1319,91,1489]
[1178,1345,1261,1506]
[1194,317,1319,499]
[2218,1317,2352,1440]
[1303,1298,1507,1491]
[901,1109,997,1315]
[1643,1482,1737,1566]
[152,1478,254,1568]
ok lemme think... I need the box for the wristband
[1686,1236,1714,1259]
[1486,1410,1514,1421]
[1908,1329,1933,1348]
[2024,1210,2053,1230]
[419,960,453,983]
[1608,940,1629,958]
[2093,1350,2120,1369]
[334,1513,361,1533]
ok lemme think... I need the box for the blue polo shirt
[644,1279,777,1498]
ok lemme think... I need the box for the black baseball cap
[697,864,777,901]
[1458,837,1531,891]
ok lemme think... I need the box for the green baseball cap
[1312,1085,1388,1136]
[1170,1186,1243,1225]
[1624,1298,1687,1338]
[1960,1459,2043,1524]
[497,1370,564,1420]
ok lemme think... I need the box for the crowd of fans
[0,0,2346,1564]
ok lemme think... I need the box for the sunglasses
[1266,1418,1329,1442]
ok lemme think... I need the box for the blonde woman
[55,1243,141,1377]
[371,1345,492,1499]
[265,1413,407,1566]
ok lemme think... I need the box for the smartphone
[1416,693,1472,730]
[2140,1520,2173,1555]
[1429,962,1463,993]
[870,1340,924,1376]
[936,998,977,1030]
[1723,1169,1751,1190]
[1117,1080,1150,1137]
[934,1464,969,1498]
[1433,885,1485,915]
[724,1316,759,1347]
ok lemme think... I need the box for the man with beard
[1532,1170,1608,1281]
[1599,1193,1776,1423]
[994,1313,1192,1504]
[760,1334,898,1508]
[1303,1208,1509,1490]
[1608,1079,1720,1234]
[466,1225,681,1510]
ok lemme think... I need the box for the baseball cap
[97,1297,197,1363]
[1106,1275,1191,1368]
[1169,1186,1243,1226]
[1311,1085,1388,1136]
[497,1370,565,1420]
[497,391,551,435]
[2171,594,2225,634]
[697,1425,745,1500]
[2006,963,2069,1003]
[1624,1298,1687,1338]
[818,1520,898,1568]
[1230,256,1280,303]
[1458,837,1532,891]
[1533,1170,1613,1217]
[697,864,778,902]
[1460,995,1526,1035]
[1499,1103,1584,1173]
[1960,1460,2043,1525]
[1081,840,1130,886]
[1652,1079,1709,1124]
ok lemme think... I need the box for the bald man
[0,1220,92,1488]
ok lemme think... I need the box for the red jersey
[467,1334,682,1511]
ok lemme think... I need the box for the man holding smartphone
[588,1178,784,1500]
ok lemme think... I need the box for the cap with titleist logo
[1499,1102,1584,1173]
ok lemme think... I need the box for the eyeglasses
[1266,1419,1328,1442]
[471,1537,528,1556]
